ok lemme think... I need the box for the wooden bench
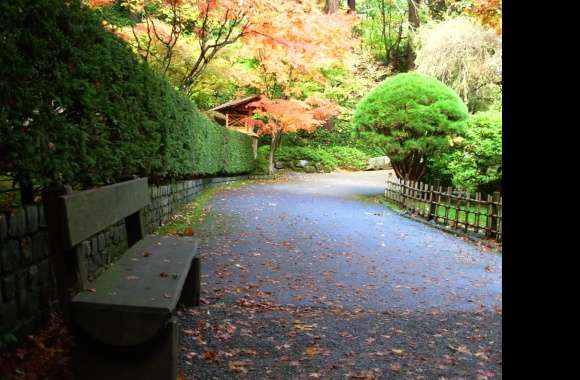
[43,178,201,380]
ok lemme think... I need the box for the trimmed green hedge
[0,0,254,189]
[257,145,369,172]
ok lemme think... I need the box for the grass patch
[155,180,250,236]
[354,194,403,212]
[356,194,490,229]
[406,200,490,228]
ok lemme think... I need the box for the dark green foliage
[353,73,468,180]
[283,117,384,158]
[431,111,502,193]
[0,0,254,189]
[224,130,256,174]
[325,146,369,170]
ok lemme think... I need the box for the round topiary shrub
[353,72,468,180]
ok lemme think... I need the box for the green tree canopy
[353,72,468,180]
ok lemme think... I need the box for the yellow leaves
[292,320,317,331]
[304,346,323,357]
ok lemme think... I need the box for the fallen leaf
[304,346,322,357]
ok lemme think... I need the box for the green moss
[156,180,250,236]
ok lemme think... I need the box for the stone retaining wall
[0,175,251,341]
[0,205,53,339]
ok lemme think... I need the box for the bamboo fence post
[419,182,424,216]
[424,182,430,217]
[497,195,502,242]
[454,190,461,228]
[437,185,443,223]
[410,181,415,212]
[491,191,500,241]
[427,184,435,220]
[475,192,481,234]
[445,187,452,226]
[465,191,470,232]
[486,194,493,237]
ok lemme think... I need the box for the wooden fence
[384,176,502,242]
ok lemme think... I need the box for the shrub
[353,73,468,180]
[0,0,254,190]
[275,147,337,170]
[326,147,369,170]
[256,145,370,172]
[435,111,502,193]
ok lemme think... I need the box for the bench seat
[72,235,200,346]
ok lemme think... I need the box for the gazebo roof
[210,95,262,113]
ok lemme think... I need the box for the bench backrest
[58,178,150,249]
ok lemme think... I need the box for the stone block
[16,271,28,316]
[32,232,48,261]
[0,214,7,241]
[38,259,50,284]
[2,274,16,301]
[0,301,18,332]
[1,240,20,272]
[8,209,26,237]
[25,205,38,234]
[28,265,39,289]
[38,203,46,228]
[20,237,32,264]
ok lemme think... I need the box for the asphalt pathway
[177,171,502,380]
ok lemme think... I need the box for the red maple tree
[243,96,339,174]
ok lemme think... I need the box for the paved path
[178,171,502,379]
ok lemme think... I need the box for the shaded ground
[176,171,502,379]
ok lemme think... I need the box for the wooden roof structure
[209,95,262,138]
[210,95,261,113]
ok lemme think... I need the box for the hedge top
[0,0,254,189]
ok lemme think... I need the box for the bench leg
[73,317,179,380]
[180,256,201,307]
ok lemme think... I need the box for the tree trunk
[347,0,356,13]
[405,0,421,70]
[391,151,426,181]
[325,0,340,14]
[268,133,280,175]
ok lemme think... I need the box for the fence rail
[384,176,502,242]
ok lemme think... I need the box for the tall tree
[347,0,356,13]
[241,0,356,98]
[92,0,253,94]
[325,0,340,14]
[405,0,421,69]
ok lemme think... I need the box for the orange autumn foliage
[466,0,502,34]
[243,96,340,138]
[241,0,357,96]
